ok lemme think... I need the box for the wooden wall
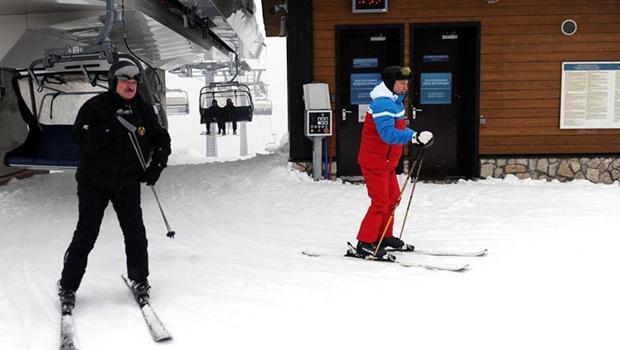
[263,1,286,37]
[265,0,620,156]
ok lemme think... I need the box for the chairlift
[253,98,273,115]
[165,88,190,115]
[3,43,152,170]
[199,82,254,122]
[220,69,272,116]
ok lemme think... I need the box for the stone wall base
[480,157,620,184]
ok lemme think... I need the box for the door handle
[412,107,423,119]
[341,108,353,122]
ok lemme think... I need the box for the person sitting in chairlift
[202,99,222,135]
[213,99,226,135]
[223,98,238,135]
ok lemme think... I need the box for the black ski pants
[60,183,149,291]
[217,119,226,134]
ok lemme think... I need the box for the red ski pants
[357,166,400,244]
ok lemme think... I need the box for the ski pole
[117,113,176,239]
[374,146,426,256]
[398,148,426,240]
[148,185,175,238]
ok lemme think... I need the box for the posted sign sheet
[560,62,620,129]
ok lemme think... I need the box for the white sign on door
[358,104,369,122]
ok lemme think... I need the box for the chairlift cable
[226,52,240,84]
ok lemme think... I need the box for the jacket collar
[370,82,398,101]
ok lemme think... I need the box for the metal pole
[312,137,324,181]
[118,115,176,238]
[398,154,426,239]
[240,121,248,156]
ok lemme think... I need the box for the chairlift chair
[199,82,254,122]
[3,43,154,170]
[165,88,190,115]
[252,98,273,115]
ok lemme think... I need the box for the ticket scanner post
[303,83,333,181]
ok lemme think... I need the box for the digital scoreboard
[352,0,388,13]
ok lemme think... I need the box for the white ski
[121,275,172,343]
[387,245,488,257]
[59,313,77,350]
[302,250,469,272]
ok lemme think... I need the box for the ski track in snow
[1,151,620,350]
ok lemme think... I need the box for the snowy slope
[1,151,620,350]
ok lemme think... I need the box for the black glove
[141,163,163,186]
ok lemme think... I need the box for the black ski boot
[58,283,76,315]
[355,241,387,259]
[129,279,151,306]
[377,236,405,250]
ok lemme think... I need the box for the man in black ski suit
[212,99,226,135]
[223,98,238,135]
[58,61,171,310]
[200,99,222,135]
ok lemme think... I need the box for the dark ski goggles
[116,74,141,82]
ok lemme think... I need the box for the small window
[561,19,578,36]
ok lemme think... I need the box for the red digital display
[353,0,388,13]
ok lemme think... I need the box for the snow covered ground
[1,150,619,350]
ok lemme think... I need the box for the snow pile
[1,152,619,350]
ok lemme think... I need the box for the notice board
[420,72,452,104]
[560,62,620,129]
[350,73,381,105]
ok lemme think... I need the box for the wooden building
[263,0,620,183]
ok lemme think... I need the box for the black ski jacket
[72,91,171,189]
[223,102,237,122]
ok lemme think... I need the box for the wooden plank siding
[260,1,620,156]
[303,0,620,156]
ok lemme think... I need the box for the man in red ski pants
[356,66,434,258]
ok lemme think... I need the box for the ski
[59,309,77,350]
[121,275,172,343]
[58,282,77,350]
[302,244,468,272]
[386,244,488,257]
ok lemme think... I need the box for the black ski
[302,243,469,272]
[59,307,77,350]
[121,275,172,342]
[386,244,488,257]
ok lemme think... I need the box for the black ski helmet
[108,60,141,91]
[381,65,412,93]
